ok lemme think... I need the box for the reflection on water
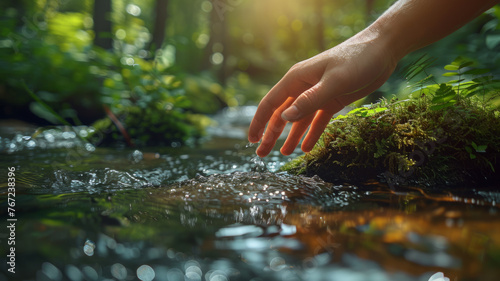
[1,119,500,281]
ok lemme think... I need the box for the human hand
[248,31,398,157]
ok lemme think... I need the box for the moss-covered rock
[281,96,500,187]
[91,106,212,147]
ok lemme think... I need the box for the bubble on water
[26,139,36,148]
[83,240,96,256]
[111,263,128,280]
[44,132,55,142]
[78,129,89,138]
[185,264,202,281]
[250,156,267,172]
[131,150,144,163]
[85,143,96,152]
[269,257,286,271]
[137,265,155,281]
[62,131,76,139]
[7,142,17,153]
[245,142,256,148]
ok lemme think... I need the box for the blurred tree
[149,0,169,51]
[206,0,229,84]
[315,0,325,51]
[93,0,113,49]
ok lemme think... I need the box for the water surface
[1,112,499,281]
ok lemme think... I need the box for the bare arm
[379,0,499,60]
[248,0,499,157]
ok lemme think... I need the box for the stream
[1,106,500,281]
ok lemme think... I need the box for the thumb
[282,82,337,122]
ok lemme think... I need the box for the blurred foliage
[0,0,499,146]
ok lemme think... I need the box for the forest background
[1,0,499,145]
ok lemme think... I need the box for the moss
[90,106,212,146]
[282,95,500,187]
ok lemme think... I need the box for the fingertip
[256,146,270,158]
[248,135,259,143]
[301,144,314,153]
[247,127,264,143]
[279,146,293,156]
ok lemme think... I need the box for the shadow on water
[1,110,500,281]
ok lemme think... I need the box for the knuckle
[289,61,306,75]
[296,88,319,111]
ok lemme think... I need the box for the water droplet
[26,139,36,148]
[137,265,155,281]
[131,150,144,163]
[83,240,95,256]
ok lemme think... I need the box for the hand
[248,31,398,157]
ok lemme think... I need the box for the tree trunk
[204,0,229,84]
[149,0,169,51]
[93,0,113,50]
[315,0,325,51]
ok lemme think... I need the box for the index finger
[248,77,311,143]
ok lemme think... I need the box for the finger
[255,98,295,157]
[281,71,349,122]
[280,113,315,155]
[301,71,393,152]
[248,75,311,143]
[301,100,344,152]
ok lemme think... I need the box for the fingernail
[282,105,300,121]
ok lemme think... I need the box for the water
[1,110,500,281]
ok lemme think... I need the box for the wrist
[367,14,412,62]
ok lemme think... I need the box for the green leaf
[486,34,500,49]
[471,141,477,150]
[401,55,436,81]
[447,79,465,84]
[442,72,459,77]
[464,89,482,99]
[432,94,455,104]
[458,61,474,69]
[463,68,490,75]
[433,83,456,97]
[444,64,459,71]
[476,145,487,153]
[472,76,493,83]
[430,101,455,111]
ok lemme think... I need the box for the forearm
[368,0,499,60]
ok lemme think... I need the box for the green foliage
[91,55,215,146]
[282,58,500,186]
[0,3,229,146]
